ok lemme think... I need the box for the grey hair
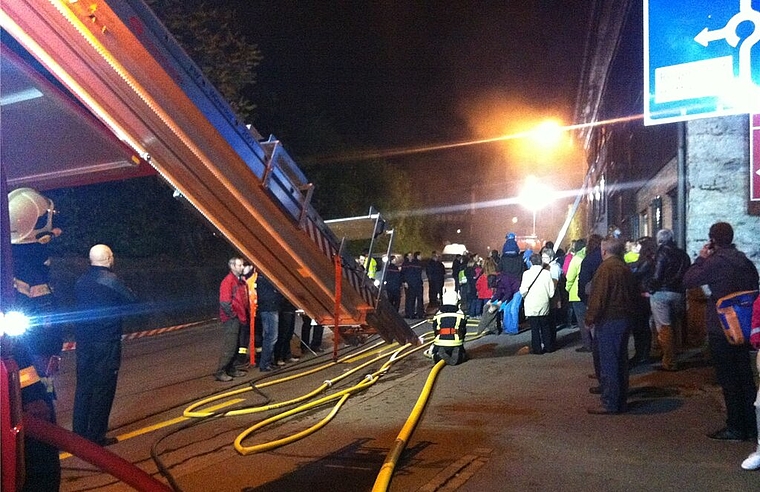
[656,229,673,245]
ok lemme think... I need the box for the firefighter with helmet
[429,288,468,365]
[8,187,63,394]
[6,187,62,490]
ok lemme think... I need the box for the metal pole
[676,121,687,248]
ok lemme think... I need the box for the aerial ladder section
[0,0,418,345]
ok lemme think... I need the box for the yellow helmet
[7,187,56,244]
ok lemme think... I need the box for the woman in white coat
[520,253,556,354]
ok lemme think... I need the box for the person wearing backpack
[683,222,759,442]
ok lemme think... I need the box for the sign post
[753,114,760,201]
[644,0,760,126]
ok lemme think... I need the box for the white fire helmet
[8,187,56,244]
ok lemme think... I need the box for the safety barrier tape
[60,319,215,351]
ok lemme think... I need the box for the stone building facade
[575,0,759,271]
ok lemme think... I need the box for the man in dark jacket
[585,238,640,415]
[683,222,759,441]
[426,251,446,307]
[255,275,282,372]
[383,255,402,311]
[401,251,424,318]
[648,229,691,371]
[73,244,137,446]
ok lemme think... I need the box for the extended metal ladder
[0,0,418,345]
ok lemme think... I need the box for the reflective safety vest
[363,256,377,279]
[433,310,466,347]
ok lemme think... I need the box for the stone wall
[685,115,760,269]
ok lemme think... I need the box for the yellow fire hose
[372,359,447,492]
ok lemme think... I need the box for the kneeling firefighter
[431,288,467,365]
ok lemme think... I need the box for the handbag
[716,290,759,345]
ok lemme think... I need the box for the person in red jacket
[215,257,249,381]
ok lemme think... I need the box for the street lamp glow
[529,120,563,148]
[518,175,554,237]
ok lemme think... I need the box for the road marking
[59,398,245,460]
[418,448,492,491]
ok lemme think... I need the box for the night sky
[227,1,594,250]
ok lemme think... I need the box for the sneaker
[706,428,745,441]
[228,370,247,378]
[276,360,286,367]
[288,357,300,363]
[741,451,760,470]
[215,373,233,382]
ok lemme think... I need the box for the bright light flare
[0,311,31,337]
[529,120,564,148]
[518,175,554,211]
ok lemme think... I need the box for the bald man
[73,244,137,446]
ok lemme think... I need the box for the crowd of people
[11,185,758,485]
[214,258,325,381]
[409,222,760,471]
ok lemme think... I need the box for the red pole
[333,255,342,361]
[23,415,173,492]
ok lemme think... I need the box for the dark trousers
[235,320,250,365]
[429,279,444,306]
[300,314,324,349]
[708,333,758,437]
[405,283,424,318]
[632,301,652,361]
[216,318,241,375]
[275,310,296,362]
[22,395,60,492]
[595,318,631,412]
[528,315,553,354]
[73,340,121,444]
[386,288,401,312]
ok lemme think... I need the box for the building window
[641,210,649,237]
[650,196,662,232]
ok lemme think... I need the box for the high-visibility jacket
[432,307,467,347]
[363,256,377,279]
[245,270,258,317]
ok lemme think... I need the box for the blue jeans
[258,311,279,370]
[502,292,522,334]
[595,318,632,412]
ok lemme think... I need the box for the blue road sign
[644,0,760,125]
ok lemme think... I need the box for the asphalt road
[52,320,759,491]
